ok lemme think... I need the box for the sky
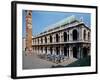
[22,10,91,37]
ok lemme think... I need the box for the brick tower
[25,10,32,53]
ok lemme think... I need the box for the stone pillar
[61,34,63,42]
[69,30,72,42]
[35,39,37,44]
[67,33,69,42]
[81,27,84,41]
[52,47,55,55]
[86,31,88,41]
[34,39,35,45]
[69,46,73,58]
[79,28,81,41]
[43,37,45,44]
[67,47,69,58]
[47,36,50,43]
[62,35,64,42]
[54,34,56,43]
[60,46,62,55]
[60,32,62,42]
[62,46,64,55]
[38,38,39,44]
[47,47,50,55]
[78,47,81,59]
[39,38,40,44]
[52,34,55,43]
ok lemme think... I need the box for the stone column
[34,39,35,45]
[69,46,73,58]
[52,47,55,55]
[62,46,64,55]
[47,47,50,55]
[59,32,62,42]
[81,27,84,41]
[69,30,72,42]
[67,47,69,58]
[60,46,62,55]
[78,47,81,59]
[52,34,55,43]
[43,37,45,44]
[86,31,88,41]
[47,36,50,43]
[35,39,37,45]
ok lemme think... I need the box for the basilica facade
[32,16,91,60]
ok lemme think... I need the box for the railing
[32,40,91,46]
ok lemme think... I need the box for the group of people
[38,53,65,64]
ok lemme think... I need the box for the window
[84,30,86,40]
[73,29,78,41]
[45,37,47,43]
[50,35,52,43]
[64,32,67,42]
[56,34,59,42]
[88,32,90,41]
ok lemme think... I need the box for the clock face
[27,24,32,29]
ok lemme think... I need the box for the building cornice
[33,22,90,39]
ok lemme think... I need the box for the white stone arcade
[31,17,91,62]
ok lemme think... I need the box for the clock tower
[25,10,32,53]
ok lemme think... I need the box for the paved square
[22,51,77,69]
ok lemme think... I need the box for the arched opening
[50,35,52,43]
[88,32,90,41]
[84,30,86,40]
[45,47,47,54]
[67,34,69,41]
[45,37,47,43]
[56,47,59,55]
[50,47,52,54]
[56,34,59,42]
[73,47,78,58]
[73,29,78,41]
[64,32,67,42]
[64,47,67,56]
[83,47,88,57]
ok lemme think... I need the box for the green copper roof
[44,15,79,31]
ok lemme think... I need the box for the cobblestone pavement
[23,52,77,69]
